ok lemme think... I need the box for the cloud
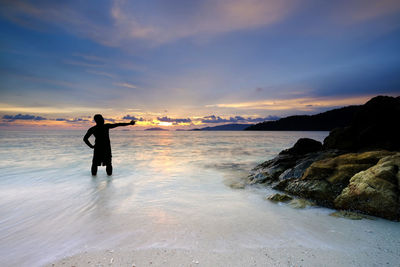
[86,70,116,78]
[201,115,238,123]
[122,115,144,121]
[3,114,47,122]
[1,0,297,46]
[114,82,137,89]
[335,0,400,23]
[157,116,192,124]
[73,53,106,63]
[3,73,75,88]
[247,115,280,122]
[200,115,278,123]
[3,0,400,48]
[55,117,89,123]
[110,0,297,44]
[64,59,104,68]
[207,95,374,111]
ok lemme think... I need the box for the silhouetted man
[83,114,135,175]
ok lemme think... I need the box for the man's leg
[106,164,113,175]
[91,164,98,176]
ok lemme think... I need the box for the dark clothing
[85,124,113,166]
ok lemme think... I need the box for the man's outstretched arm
[83,129,94,148]
[107,120,136,129]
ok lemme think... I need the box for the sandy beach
[47,245,399,267]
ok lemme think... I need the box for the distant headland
[245,105,361,131]
[145,127,169,131]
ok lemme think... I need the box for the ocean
[0,130,399,266]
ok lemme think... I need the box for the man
[83,114,135,175]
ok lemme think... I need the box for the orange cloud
[207,95,375,111]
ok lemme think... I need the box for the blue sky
[0,0,399,129]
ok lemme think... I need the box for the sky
[1,0,400,129]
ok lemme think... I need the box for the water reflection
[5,130,367,267]
[89,176,113,215]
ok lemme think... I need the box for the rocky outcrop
[250,148,399,219]
[247,96,400,220]
[279,138,322,155]
[251,150,400,219]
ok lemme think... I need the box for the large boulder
[279,138,322,155]
[278,150,342,181]
[248,138,329,185]
[284,179,335,206]
[324,96,400,151]
[267,193,293,202]
[334,153,400,220]
[248,153,299,184]
[283,151,394,206]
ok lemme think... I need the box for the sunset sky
[1,0,399,129]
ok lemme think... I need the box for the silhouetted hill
[191,124,251,131]
[324,95,400,151]
[245,105,361,131]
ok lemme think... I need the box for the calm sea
[1,130,399,266]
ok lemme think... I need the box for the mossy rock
[266,193,293,202]
[334,153,400,220]
[302,151,394,183]
[288,198,315,209]
[284,179,335,206]
[329,210,374,220]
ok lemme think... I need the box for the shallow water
[0,130,399,266]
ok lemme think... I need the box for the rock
[248,154,300,184]
[278,150,342,181]
[329,210,374,220]
[280,138,322,155]
[267,193,293,202]
[288,198,315,209]
[229,181,246,189]
[272,179,292,191]
[324,96,400,151]
[248,144,340,186]
[334,153,400,220]
[302,151,393,183]
[289,151,395,204]
[284,179,335,206]
[281,151,394,204]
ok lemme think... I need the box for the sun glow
[158,121,173,126]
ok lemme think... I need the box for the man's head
[94,114,104,125]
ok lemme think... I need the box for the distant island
[145,127,169,131]
[191,124,251,131]
[245,105,361,131]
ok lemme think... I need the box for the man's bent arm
[108,120,135,129]
[83,130,94,148]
